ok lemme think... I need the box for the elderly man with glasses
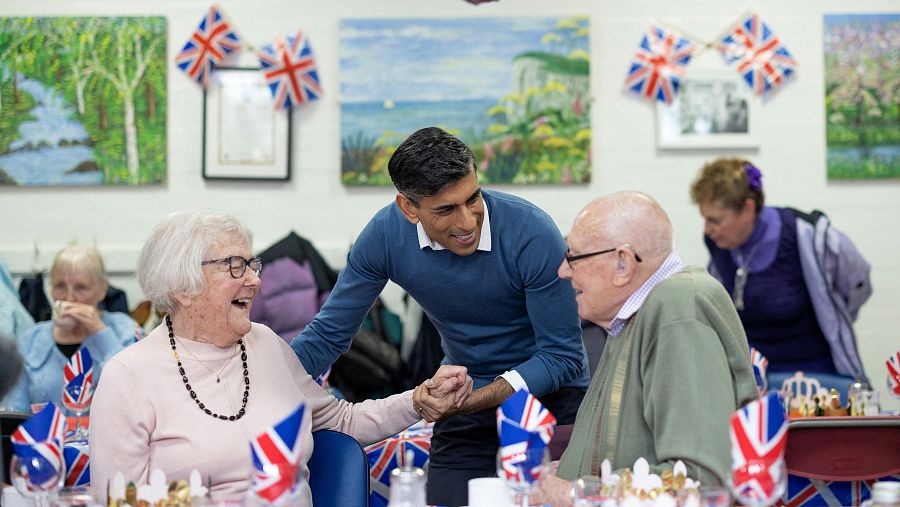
[535,192,758,504]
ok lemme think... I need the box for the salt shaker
[848,378,870,416]
[388,449,426,507]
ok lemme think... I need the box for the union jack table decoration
[624,24,695,105]
[257,31,323,110]
[496,389,556,485]
[63,445,90,487]
[175,5,242,88]
[365,421,433,507]
[750,347,769,394]
[10,402,66,490]
[249,403,309,505]
[887,350,900,399]
[730,390,788,506]
[718,13,797,96]
[62,347,94,408]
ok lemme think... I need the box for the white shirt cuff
[499,370,528,392]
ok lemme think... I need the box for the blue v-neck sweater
[292,190,589,396]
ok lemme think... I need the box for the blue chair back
[309,429,369,507]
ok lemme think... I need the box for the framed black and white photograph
[656,70,758,149]
[203,67,292,181]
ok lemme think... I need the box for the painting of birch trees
[0,17,166,186]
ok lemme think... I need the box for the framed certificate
[203,67,292,180]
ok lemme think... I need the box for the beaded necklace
[166,315,249,421]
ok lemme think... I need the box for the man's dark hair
[387,127,476,204]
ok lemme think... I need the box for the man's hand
[529,472,572,507]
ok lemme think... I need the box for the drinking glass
[496,446,550,507]
[9,453,63,507]
[573,475,607,506]
[729,459,786,507]
[61,382,94,444]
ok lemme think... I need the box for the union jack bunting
[750,347,769,393]
[718,13,797,95]
[63,445,90,487]
[496,389,556,485]
[175,5,242,88]
[257,31,323,110]
[11,402,66,490]
[249,403,309,505]
[777,474,900,507]
[887,350,900,398]
[623,24,695,105]
[63,347,93,385]
[62,347,94,409]
[365,421,433,507]
[730,390,788,506]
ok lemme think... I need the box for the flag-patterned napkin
[174,5,242,88]
[62,347,94,411]
[496,389,556,485]
[63,445,90,487]
[10,402,67,491]
[887,350,900,399]
[750,347,769,394]
[729,390,788,506]
[249,403,309,505]
[257,31,323,110]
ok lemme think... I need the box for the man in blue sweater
[291,127,589,506]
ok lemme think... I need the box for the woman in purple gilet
[689,158,871,380]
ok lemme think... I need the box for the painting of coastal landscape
[0,17,166,186]
[340,17,590,186]
[824,14,899,180]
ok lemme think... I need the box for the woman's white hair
[137,211,254,313]
[51,244,108,288]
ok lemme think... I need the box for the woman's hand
[58,301,107,336]
[411,365,473,422]
[530,472,573,507]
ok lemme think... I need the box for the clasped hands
[411,365,473,422]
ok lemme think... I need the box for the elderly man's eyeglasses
[565,245,643,269]
[201,256,263,278]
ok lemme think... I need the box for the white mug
[468,477,512,507]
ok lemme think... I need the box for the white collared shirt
[607,250,684,337]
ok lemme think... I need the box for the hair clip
[744,163,763,192]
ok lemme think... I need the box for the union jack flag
[10,402,66,490]
[257,31,323,110]
[496,389,556,485]
[249,403,309,505]
[777,474,900,507]
[750,347,769,393]
[718,13,797,96]
[175,5,242,88]
[62,347,94,409]
[365,421,433,507]
[63,445,90,487]
[887,350,900,399]
[730,390,788,506]
[623,24,695,105]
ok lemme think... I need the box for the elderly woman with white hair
[1,245,139,413]
[89,211,471,504]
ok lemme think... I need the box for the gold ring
[416,406,424,413]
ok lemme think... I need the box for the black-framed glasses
[564,244,642,269]
[201,256,263,278]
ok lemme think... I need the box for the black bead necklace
[166,315,249,421]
